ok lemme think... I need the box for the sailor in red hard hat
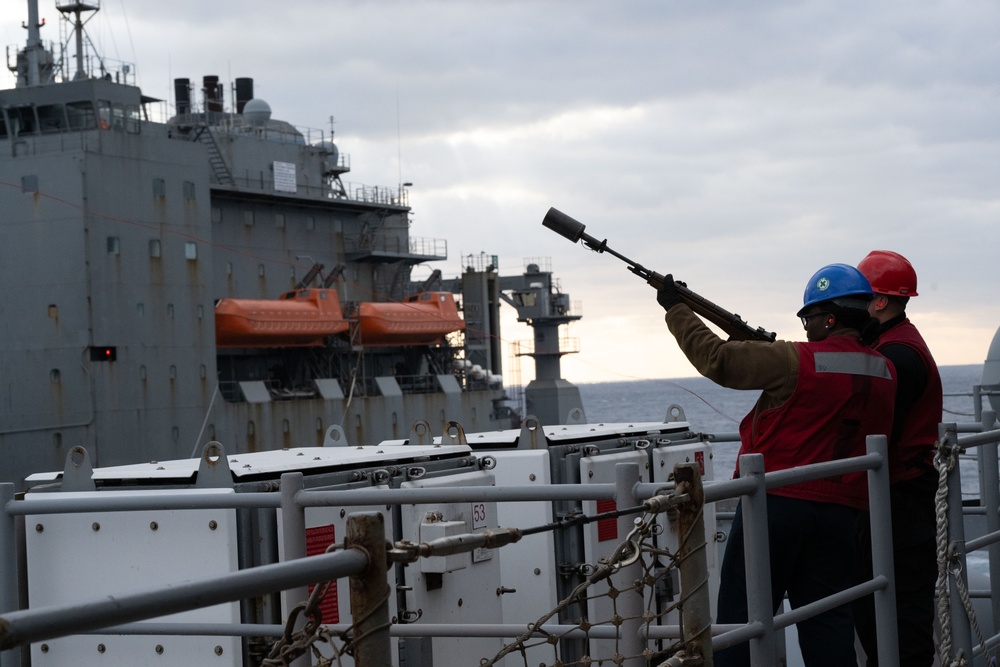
[853,250,942,667]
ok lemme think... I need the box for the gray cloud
[4,0,998,380]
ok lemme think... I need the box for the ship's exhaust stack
[174,78,191,115]
[235,77,254,114]
[203,75,223,113]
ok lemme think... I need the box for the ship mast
[56,0,100,81]
[21,0,45,85]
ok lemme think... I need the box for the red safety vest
[876,319,943,482]
[738,336,896,509]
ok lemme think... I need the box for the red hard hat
[857,250,918,297]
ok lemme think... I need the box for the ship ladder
[193,126,235,185]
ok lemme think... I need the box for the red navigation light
[89,346,117,362]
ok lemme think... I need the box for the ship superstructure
[0,0,586,489]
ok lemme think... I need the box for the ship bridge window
[185,242,197,260]
[21,175,39,193]
[36,104,67,133]
[125,105,140,134]
[97,100,111,130]
[8,106,38,136]
[66,101,96,130]
[112,103,125,131]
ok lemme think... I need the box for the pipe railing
[2,427,998,666]
[938,409,1000,665]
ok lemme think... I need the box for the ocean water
[576,364,988,482]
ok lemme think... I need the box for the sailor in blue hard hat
[655,262,895,667]
[796,263,880,343]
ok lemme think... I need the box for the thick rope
[933,440,995,667]
[934,443,958,666]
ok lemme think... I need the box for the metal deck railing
[1,419,999,665]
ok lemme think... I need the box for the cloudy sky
[3,0,999,385]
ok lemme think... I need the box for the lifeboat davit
[215,288,349,348]
[354,292,465,346]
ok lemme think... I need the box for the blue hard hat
[797,263,874,317]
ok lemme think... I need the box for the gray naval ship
[0,0,587,490]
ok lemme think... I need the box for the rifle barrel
[541,207,777,343]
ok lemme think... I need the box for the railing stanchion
[615,462,644,667]
[740,453,776,665]
[347,513,391,667]
[866,434,899,665]
[280,472,310,667]
[675,463,713,666]
[0,484,18,667]
[943,423,975,662]
[980,410,1000,636]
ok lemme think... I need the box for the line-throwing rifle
[542,207,776,343]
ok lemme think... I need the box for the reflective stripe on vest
[813,351,892,379]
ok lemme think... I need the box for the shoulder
[879,341,924,370]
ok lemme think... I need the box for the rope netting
[264,485,705,667]
[479,488,707,667]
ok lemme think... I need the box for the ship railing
[225,174,332,199]
[344,182,410,208]
[296,126,329,147]
[935,410,1000,666]
[522,256,553,273]
[0,461,707,662]
[0,434,911,666]
[343,233,447,260]
[702,436,900,665]
[221,120,329,147]
[512,336,582,356]
[463,252,500,273]
[408,235,447,259]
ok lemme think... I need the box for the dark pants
[715,494,859,667]
[854,470,937,666]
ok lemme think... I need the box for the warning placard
[305,524,339,624]
[274,161,297,193]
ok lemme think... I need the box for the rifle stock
[542,207,776,343]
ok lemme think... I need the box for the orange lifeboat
[354,292,465,346]
[215,288,349,348]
